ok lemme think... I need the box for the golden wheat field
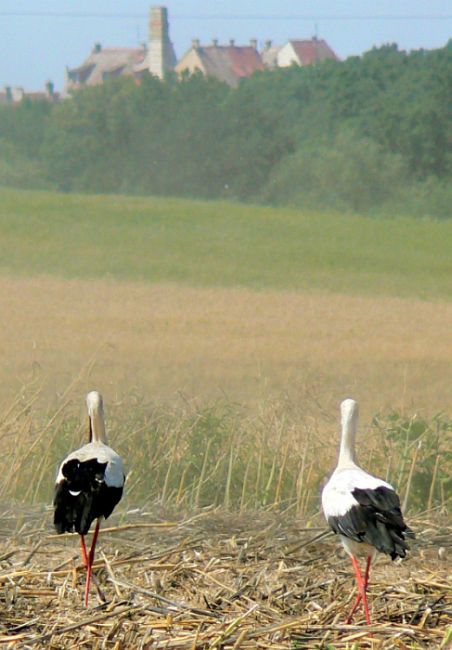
[1,275,452,415]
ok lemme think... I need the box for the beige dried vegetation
[0,506,450,649]
[1,275,451,417]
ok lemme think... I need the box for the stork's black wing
[328,486,414,560]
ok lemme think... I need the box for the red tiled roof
[290,39,339,64]
[226,46,265,77]
[196,46,264,86]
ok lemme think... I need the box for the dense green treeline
[0,43,450,217]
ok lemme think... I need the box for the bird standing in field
[322,399,414,625]
[54,391,125,606]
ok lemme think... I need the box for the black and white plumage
[53,391,125,606]
[322,399,413,625]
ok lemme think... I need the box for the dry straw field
[0,189,451,647]
[0,505,451,648]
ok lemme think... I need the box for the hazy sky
[1,0,451,91]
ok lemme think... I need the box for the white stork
[53,391,125,606]
[322,398,414,625]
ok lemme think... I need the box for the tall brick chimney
[148,6,176,78]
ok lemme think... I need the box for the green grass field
[1,188,451,298]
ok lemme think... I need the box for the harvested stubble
[0,505,450,649]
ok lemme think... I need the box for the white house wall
[276,43,300,68]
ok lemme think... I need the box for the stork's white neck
[337,398,359,468]
[86,391,108,444]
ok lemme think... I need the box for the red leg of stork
[345,555,372,623]
[347,555,372,625]
[88,519,101,567]
[84,519,101,607]
[80,535,89,569]
[346,592,361,624]
[364,555,372,590]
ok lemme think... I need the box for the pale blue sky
[1,0,451,91]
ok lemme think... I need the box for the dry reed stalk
[295,445,308,516]
[427,454,441,511]
[239,459,251,513]
[224,439,236,509]
[176,464,191,506]
[299,463,314,517]
[195,438,212,508]
[161,438,179,505]
[263,456,277,507]
[254,450,263,509]
[385,451,393,483]
[274,443,290,507]
[402,439,422,512]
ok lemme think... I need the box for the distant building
[137,6,177,79]
[63,6,339,94]
[175,39,265,87]
[276,38,339,68]
[261,40,281,69]
[0,81,58,105]
[65,45,146,89]
[175,36,338,86]
[65,6,176,93]
[65,44,147,90]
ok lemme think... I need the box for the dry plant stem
[195,439,212,508]
[175,465,189,505]
[427,454,440,511]
[402,439,422,512]
[239,459,251,513]
[274,443,289,506]
[224,441,235,509]
[161,440,177,505]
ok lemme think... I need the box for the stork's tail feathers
[53,458,123,535]
[353,486,414,560]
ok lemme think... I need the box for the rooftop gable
[67,46,146,87]
[289,39,339,64]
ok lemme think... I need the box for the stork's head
[341,398,359,423]
[86,391,107,443]
[86,390,103,416]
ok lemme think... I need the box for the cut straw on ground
[0,506,450,649]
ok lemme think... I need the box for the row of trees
[1,42,451,217]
